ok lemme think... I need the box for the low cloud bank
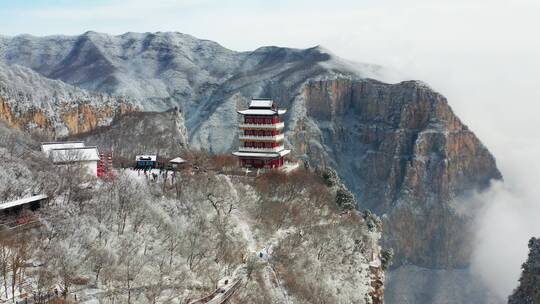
[470,182,539,299]
[468,138,540,300]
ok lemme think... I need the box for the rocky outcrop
[69,109,188,160]
[508,237,540,304]
[0,63,137,137]
[0,96,134,136]
[289,78,501,268]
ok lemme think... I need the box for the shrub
[335,186,356,210]
[381,248,394,270]
[362,209,382,232]
[320,168,339,187]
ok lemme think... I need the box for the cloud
[469,181,540,300]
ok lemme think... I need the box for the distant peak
[310,45,333,55]
[83,30,100,35]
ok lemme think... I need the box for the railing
[239,122,285,129]
[239,134,284,142]
[238,146,284,153]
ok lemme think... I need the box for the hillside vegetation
[0,122,385,304]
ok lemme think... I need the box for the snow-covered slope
[0,32,388,147]
[0,127,386,303]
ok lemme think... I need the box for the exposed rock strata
[291,78,501,268]
[0,63,137,137]
[69,109,188,160]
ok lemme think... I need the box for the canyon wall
[289,78,502,268]
[0,63,137,138]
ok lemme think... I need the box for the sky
[2,0,540,300]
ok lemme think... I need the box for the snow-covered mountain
[0,31,503,303]
[0,32,388,148]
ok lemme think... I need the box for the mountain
[296,78,501,268]
[0,31,502,303]
[508,237,540,304]
[0,32,387,150]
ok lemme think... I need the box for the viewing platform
[238,122,284,130]
[238,146,285,153]
[238,134,284,142]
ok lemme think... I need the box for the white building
[41,141,85,154]
[41,142,100,176]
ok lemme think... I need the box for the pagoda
[233,98,290,169]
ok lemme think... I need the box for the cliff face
[70,109,189,160]
[0,96,133,136]
[508,237,540,304]
[290,78,501,268]
[0,63,137,137]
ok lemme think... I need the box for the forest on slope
[0,121,387,304]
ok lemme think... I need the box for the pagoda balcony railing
[238,146,285,153]
[239,134,284,142]
[238,122,284,130]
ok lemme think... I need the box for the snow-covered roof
[240,99,286,115]
[233,150,290,158]
[136,155,157,161]
[50,147,100,163]
[250,99,274,108]
[169,157,187,164]
[278,149,291,157]
[0,194,48,211]
[41,141,85,156]
[238,109,278,116]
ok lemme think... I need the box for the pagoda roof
[250,99,274,108]
[238,109,287,115]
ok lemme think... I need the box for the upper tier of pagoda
[238,98,287,131]
[237,98,287,116]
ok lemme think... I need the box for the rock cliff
[508,237,540,304]
[0,63,137,137]
[292,78,502,267]
[69,109,188,160]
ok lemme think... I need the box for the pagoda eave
[233,150,290,158]
[237,109,287,116]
